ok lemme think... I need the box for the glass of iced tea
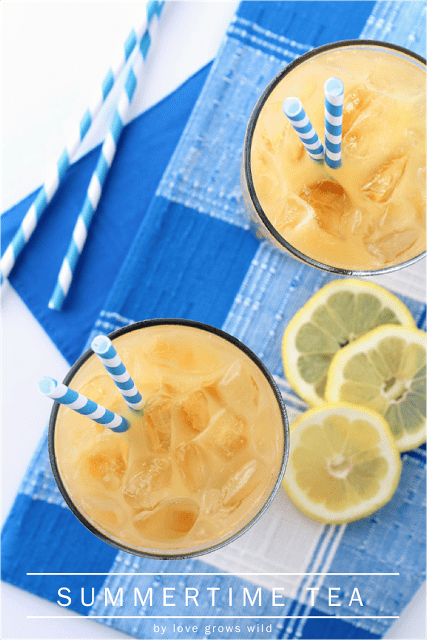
[48,319,289,559]
[242,40,426,275]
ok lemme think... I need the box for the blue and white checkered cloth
[2,2,426,638]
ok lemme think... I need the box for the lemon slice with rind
[325,325,426,452]
[282,279,416,406]
[282,403,401,524]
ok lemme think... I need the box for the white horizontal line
[27,615,400,619]
[26,572,400,576]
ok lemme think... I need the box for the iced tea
[49,320,288,558]
[243,41,426,273]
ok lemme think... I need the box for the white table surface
[1,2,425,639]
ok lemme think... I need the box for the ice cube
[80,374,121,408]
[343,100,386,158]
[362,199,424,265]
[410,94,427,134]
[123,457,172,511]
[175,442,209,492]
[366,66,423,101]
[341,207,364,235]
[200,489,229,517]
[216,360,260,420]
[144,396,172,453]
[221,459,264,509]
[84,435,128,490]
[342,85,374,136]
[300,180,350,238]
[188,518,218,542]
[133,498,199,541]
[81,495,126,529]
[258,100,288,144]
[417,166,426,193]
[275,194,316,232]
[361,154,408,203]
[196,408,248,460]
[365,228,420,264]
[283,125,305,163]
[151,338,196,371]
[299,77,317,101]
[176,390,210,434]
[255,171,287,215]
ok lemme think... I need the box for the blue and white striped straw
[282,97,324,162]
[91,335,144,410]
[38,377,129,432]
[48,1,164,311]
[324,77,344,169]
[1,1,164,288]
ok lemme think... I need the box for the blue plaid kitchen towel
[2,2,426,639]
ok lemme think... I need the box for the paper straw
[48,2,164,311]
[38,377,129,432]
[91,335,144,410]
[324,77,344,169]
[282,97,324,162]
[0,0,164,287]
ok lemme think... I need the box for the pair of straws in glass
[282,76,344,169]
[1,1,165,310]
[39,335,144,433]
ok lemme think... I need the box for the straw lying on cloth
[0,0,164,287]
[1,2,426,640]
[48,1,164,311]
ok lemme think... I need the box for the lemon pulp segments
[282,279,415,406]
[326,325,426,452]
[283,404,401,524]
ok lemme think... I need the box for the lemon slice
[282,403,401,524]
[326,325,426,452]
[282,279,416,406]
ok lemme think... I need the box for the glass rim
[48,318,290,560]
[243,39,427,276]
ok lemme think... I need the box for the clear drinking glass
[48,319,289,559]
[242,40,426,276]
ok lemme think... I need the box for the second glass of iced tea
[242,40,426,275]
[48,319,289,559]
